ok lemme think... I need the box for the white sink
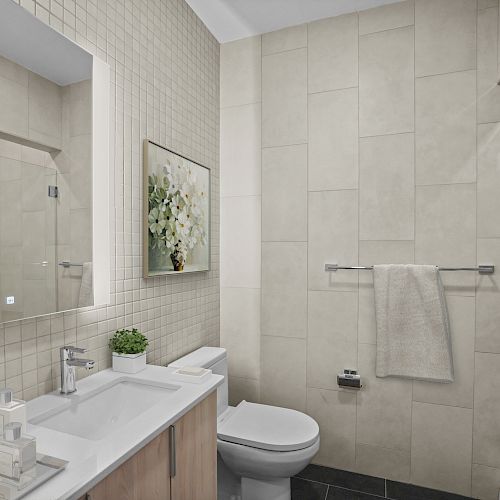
[31,379,178,441]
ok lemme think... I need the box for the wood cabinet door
[86,429,171,500]
[170,391,217,500]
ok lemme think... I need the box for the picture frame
[143,140,210,277]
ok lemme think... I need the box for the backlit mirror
[0,0,110,322]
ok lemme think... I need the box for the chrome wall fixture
[58,261,84,268]
[324,264,495,275]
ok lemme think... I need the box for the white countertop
[22,365,223,500]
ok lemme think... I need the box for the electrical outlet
[5,296,14,305]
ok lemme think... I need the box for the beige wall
[0,0,219,403]
[220,0,500,497]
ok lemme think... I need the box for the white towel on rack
[78,262,93,308]
[373,264,453,383]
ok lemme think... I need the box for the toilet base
[241,476,290,500]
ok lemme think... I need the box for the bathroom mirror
[0,0,110,322]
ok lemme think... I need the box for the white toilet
[169,347,320,500]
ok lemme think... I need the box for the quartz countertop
[22,365,223,500]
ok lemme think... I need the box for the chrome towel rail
[58,261,84,268]
[324,264,495,275]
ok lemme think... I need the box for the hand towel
[78,262,93,308]
[373,264,453,383]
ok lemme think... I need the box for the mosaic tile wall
[0,0,220,400]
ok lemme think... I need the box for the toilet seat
[217,401,319,452]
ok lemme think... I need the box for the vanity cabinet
[81,391,217,500]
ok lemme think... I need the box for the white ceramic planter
[112,352,146,374]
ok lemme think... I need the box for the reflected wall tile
[474,352,500,468]
[307,388,356,469]
[262,145,307,241]
[220,196,261,288]
[220,36,261,108]
[262,24,307,55]
[359,133,414,240]
[415,0,476,77]
[220,287,260,380]
[413,295,475,408]
[411,402,473,496]
[355,444,410,483]
[416,71,476,185]
[308,190,358,291]
[261,336,306,411]
[262,242,307,338]
[262,48,307,147]
[359,0,414,35]
[220,103,261,197]
[357,344,412,451]
[308,13,358,93]
[415,184,476,292]
[308,88,358,191]
[0,76,28,138]
[359,26,414,137]
[478,123,500,238]
[476,238,500,353]
[472,464,500,500]
[307,291,358,390]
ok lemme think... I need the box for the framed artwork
[143,140,210,277]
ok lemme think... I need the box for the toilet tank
[168,347,228,416]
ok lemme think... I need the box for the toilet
[168,347,320,500]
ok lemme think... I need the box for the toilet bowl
[169,347,320,500]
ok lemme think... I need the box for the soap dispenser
[0,422,36,481]
[0,389,27,434]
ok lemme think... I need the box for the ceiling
[185,0,405,43]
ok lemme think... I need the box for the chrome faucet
[60,346,95,394]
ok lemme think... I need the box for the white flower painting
[143,140,210,276]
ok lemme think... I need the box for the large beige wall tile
[474,352,500,468]
[355,444,410,483]
[477,7,500,124]
[221,36,261,108]
[478,0,498,8]
[220,196,261,288]
[220,287,260,380]
[478,123,500,238]
[308,88,358,191]
[262,24,307,55]
[358,241,415,345]
[359,0,414,35]
[413,295,475,408]
[416,71,476,185]
[472,464,500,500]
[307,291,357,390]
[221,103,261,197]
[261,336,306,411]
[262,242,307,338]
[307,388,356,469]
[415,0,476,77]
[415,184,476,292]
[476,239,500,353]
[262,48,307,147]
[262,145,307,241]
[228,376,260,406]
[0,55,28,87]
[0,76,28,138]
[308,190,358,291]
[411,402,473,496]
[359,133,414,240]
[357,344,412,450]
[359,26,414,137]
[308,14,358,93]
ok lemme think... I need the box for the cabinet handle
[169,425,176,477]
[85,494,92,500]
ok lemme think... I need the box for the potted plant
[109,328,149,374]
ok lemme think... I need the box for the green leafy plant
[109,328,148,355]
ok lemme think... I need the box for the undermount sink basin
[31,379,178,441]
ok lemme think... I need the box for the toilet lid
[217,401,319,452]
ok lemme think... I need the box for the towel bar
[324,264,495,275]
[58,261,84,268]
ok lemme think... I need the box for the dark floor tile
[297,465,385,496]
[386,481,475,500]
[327,486,385,500]
[291,477,328,500]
